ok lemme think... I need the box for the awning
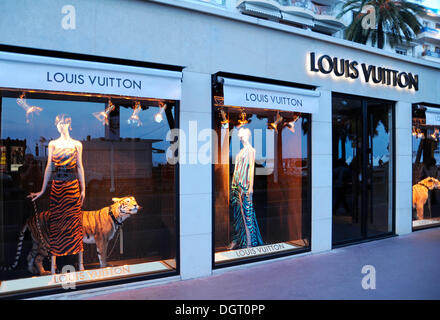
[221,77,320,114]
[425,106,440,126]
[0,51,181,100]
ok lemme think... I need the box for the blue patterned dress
[230,145,264,249]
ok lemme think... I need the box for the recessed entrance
[332,94,395,246]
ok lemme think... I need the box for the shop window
[412,105,440,229]
[0,92,178,295]
[213,94,311,265]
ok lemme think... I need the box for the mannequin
[29,114,85,274]
[229,127,264,249]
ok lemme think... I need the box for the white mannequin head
[55,114,72,136]
[238,127,251,145]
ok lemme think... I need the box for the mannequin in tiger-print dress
[29,114,86,274]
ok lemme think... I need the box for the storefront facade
[0,0,439,298]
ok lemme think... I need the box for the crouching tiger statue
[1,196,140,275]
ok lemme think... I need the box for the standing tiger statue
[1,196,140,275]
[412,177,440,220]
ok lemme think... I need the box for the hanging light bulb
[16,93,43,123]
[268,111,283,133]
[128,101,142,127]
[412,126,417,136]
[431,128,439,140]
[286,115,300,133]
[154,102,167,123]
[220,109,229,129]
[93,99,115,126]
[237,110,248,128]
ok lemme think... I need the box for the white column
[311,89,333,252]
[395,101,413,235]
[179,70,213,280]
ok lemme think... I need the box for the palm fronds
[338,0,426,49]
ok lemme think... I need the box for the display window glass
[0,91,178,295]
[213,95,311,266]
[412,105,440,229]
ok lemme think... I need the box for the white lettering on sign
[214,242,300,263]
[52,265,131,286]
[235,243,287,257]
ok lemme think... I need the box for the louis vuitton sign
[309,52,419,91]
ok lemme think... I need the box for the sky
[422,0,440,10]
[410,0,440,10]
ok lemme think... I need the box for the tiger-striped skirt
[49,179,83,256]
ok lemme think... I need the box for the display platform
[215,242,302,263]
[0,259,174,295]
[413,218,440,228]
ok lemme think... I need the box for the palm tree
[337,0,426,49]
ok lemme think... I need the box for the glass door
[366,102,394,237]
[332,95,394,246]
[332,96,363,243]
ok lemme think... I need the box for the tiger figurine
[413,177,440,220]
[1,196,140,276]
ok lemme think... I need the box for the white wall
[179,71,213,279]
[311,90,333,252]
[395,101,413,235]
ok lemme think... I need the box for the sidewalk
[47,228,440,300]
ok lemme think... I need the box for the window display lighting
[16,92,43,123]
[127,101,142,126]
[154,102,166,123]
[93,99,115,126]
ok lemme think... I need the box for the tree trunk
[377,19,384,49]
